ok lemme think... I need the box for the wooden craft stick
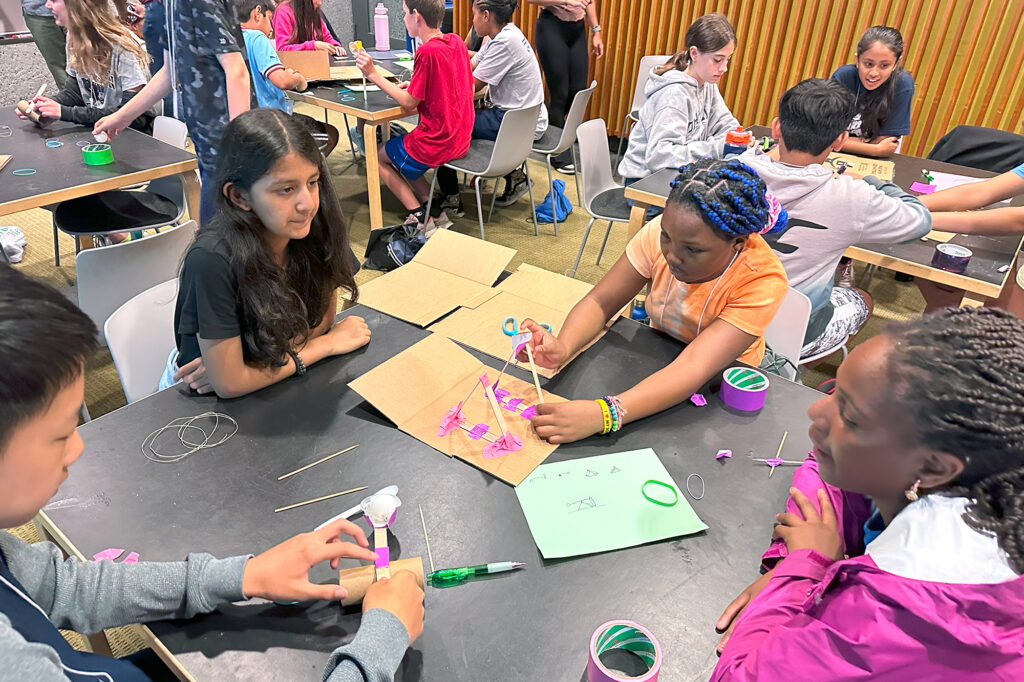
[524,345,545,404]
[374,527,390,581]
[458,420,497,442]
[482,381,510,437]
[277,444,359,480]
[769,432,788,478]
[418,504,434,573]
[274,486,367,513]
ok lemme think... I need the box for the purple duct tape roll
[468,423,490,440]
[931,243,973,274]
[720,367,769,412]
[587,620,661,682]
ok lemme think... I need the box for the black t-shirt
[174,231,245,367]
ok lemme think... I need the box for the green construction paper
[514,448,707,558]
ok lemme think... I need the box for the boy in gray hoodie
[0,265,424,681]
[739,78,931,358]
[617,14,740,183]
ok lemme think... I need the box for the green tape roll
[82,143,114,166]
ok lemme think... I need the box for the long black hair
[886,307,1024,573]
[206,108,357,368]
[282,0,326,44]
[853,25,905,140]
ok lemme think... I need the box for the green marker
[427,561,525,586]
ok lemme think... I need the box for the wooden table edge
[36,511,196,681]
[843,243,1017,298]
[0,159,199,217]
[288,90,407,121]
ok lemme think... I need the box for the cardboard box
[349,334,563,486]
[357,229,516,327]
[276,51,395,82]
[428,264,605,377]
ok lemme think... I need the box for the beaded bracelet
[595,399,612,435]
[606,395,627,419]
[606,399,619,433]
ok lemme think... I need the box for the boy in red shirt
[356,0,474,229]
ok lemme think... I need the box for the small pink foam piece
[520,405,538,420]
[910,181,936,194]
[716,449,732,459]
[690,393,708,407]
[93,548,124,562]
[483,432,524,458]
[494,387,511,401]
[438,404,465,436]
[375,547,390,568]
[123,552,139,564]
[504,397,523,411]
[766,456,784,467]
[468,423,490,440]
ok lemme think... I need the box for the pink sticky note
[438,404,465,436]
[910,182,936,194]
[483,432,524,458]
[520,405,538,420]
[690,393,708,407]
[716,449,732,460]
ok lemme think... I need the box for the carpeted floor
[2,103,927,658]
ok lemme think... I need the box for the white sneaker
[835,260,855,288]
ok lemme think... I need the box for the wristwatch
[591,24,602,33]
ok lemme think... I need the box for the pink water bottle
[374,3,390,52]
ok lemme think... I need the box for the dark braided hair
[853,26,906,140]
[473,0,517,25]
[668,158,788,239]
[886,307,1024,573]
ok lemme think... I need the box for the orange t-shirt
[625,217,788,365]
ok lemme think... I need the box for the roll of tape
[81,143,114,166]
[931,243,972,274]
[587,620,661,682]
[720,367,769,412]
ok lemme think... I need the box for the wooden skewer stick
[752,458,802,465]
[769,431,788,478]
[482,381,510,437]
[274,486,367,513]
[418,504,434,573]
[278,444,359,480]
[524,345,545,404]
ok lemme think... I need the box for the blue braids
[668,158,788,237]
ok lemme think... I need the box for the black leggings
[535,10,589,129]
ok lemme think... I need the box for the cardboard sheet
[349,334,564,486]
[429,264,604,377]
[330,65,395,81]
[923,230,957,243]
[0,155,11,173]
[824,152,895,181]
[276,50,395,82]
[357,230,516,327]
[515,448,707,558]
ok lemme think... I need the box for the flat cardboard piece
[357,230,516,327]
[429,264,604,377]
[514,448,708,559]
[330,65,395,81]
[825,152,895,182]
[276,50,394,82]
[349,334,564,486]
[924,229,957,243]
[0,155,11,172]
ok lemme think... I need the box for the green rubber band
[642,479,679,506]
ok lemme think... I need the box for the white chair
[571,119,632,277]
[75,220,197,344]
[530,80,598,235]
[615,55,671,169]
[52,115,190,266]
[105,279,179,403]
[764,288,811,382]
[424,103,542,240]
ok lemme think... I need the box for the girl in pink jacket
[272,0,345,54]
[713,307,1024,681]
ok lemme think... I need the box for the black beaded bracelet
[289,351,307,376]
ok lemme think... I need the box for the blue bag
[535,178,573,223]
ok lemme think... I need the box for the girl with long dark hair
[167,108,367,399]
[831,25,915,158]
[273,0,345,54]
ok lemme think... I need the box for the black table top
[47,306,822,681]
[292,56,411,117]
[0,109,197,212]
[625,139,1024,289]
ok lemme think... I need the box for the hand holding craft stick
[516,319,567,370]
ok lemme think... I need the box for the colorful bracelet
[595,399,612,435]
[606,395,627,419]
[604,395,626,432]
[606,399,619,433]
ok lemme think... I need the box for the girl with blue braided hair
[518,158,789,444]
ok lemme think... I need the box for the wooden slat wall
[454,0,1024,158]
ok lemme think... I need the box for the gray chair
[571,119,633,277]
[530,81,597,235]
[424,103,542,240]
[615,55,670,171]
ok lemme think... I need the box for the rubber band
[76,140,91,147]
[641,479,679,506]
[45,139,63,148]
[339,95,356,102]
[685,473,705,500]
[0,125,11,138]
[140,412,238,463]
[12,169,36,176]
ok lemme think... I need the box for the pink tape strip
[715,449,732,460]
[504,397,523,411]
[520,405,538,420]
[483,432,523,458]
[690,393,707,407]
[375,547,390,568]
[468,423,490,440]
[494,387,511,402]
[910,181,936,194]
[765,456,784,467]
[438,404,465,436]
[93,548,124,562]
[123,552,139,564]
